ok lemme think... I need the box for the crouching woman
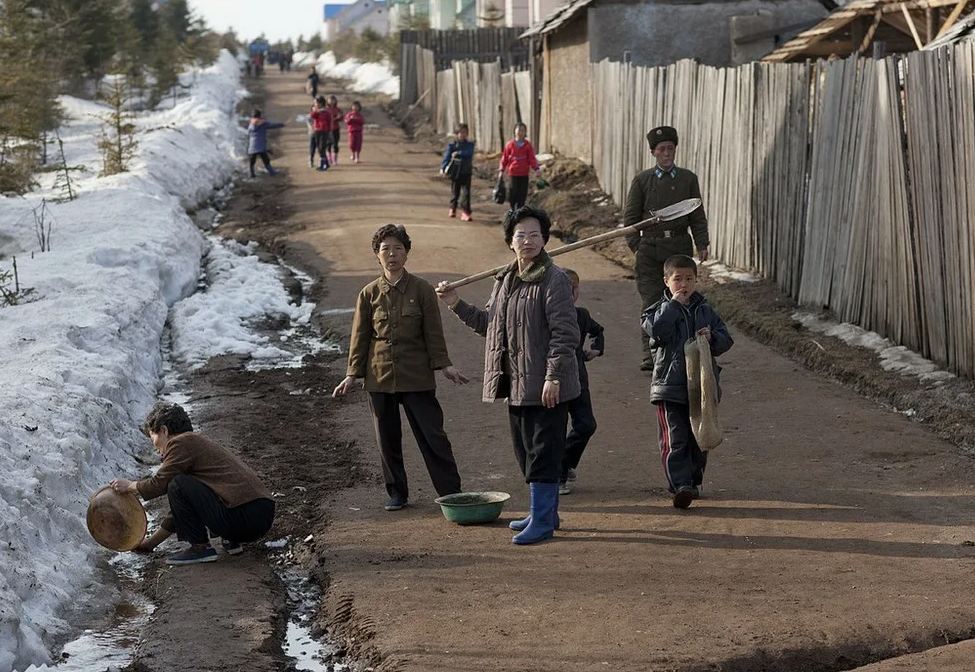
[111,402,275,565]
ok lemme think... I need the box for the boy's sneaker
[460,211,473,222]
[640,359,653,372]
[448,208,457,218]
[558,481,572,496]
[166,544,218,565]
[691,485,703,500]
[672,486,695,510]
[384,496,408,511]
[566,468,577,482]
[267,168,278,176]
[222,540,244,555]
[309,160,315,168]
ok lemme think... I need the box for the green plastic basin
[434,491,511,525]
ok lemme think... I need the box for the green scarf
[498,249,554,283]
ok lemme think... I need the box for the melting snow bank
[315,51,399,98]
[792,312,955,384]
[0,52,242,672]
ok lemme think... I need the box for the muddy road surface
[129,71,975,672]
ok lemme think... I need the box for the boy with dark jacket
[642,254,733,509]
[558,269,604,494]
[440,123,476,221]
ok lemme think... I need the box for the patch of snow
[316,51,399,99]
[0,52,245,672]
[792,312,956,383]
[702,260,760,284]
[536,153,554,162]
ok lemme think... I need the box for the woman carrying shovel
[436,206,580,545]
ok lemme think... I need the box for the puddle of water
[277,565,353,672]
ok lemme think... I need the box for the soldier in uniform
[623,126,710,371]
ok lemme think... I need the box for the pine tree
[149,30,181,108]
[98,75,138,176]
[130,0,159,55]
[163,0,193,44]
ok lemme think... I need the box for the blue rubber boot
[509,497,560,531]
[512,483,558,545]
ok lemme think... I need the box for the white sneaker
[558,481,572,495]
[567,468,577,482]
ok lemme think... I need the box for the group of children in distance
[307,95,365,170]
[439,121,541,221]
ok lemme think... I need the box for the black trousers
[561,389,597,481]
[325,129,340,152]
[508,175,530,210]
[313,131,330,166]
[654,401,707,491]
[450,173,472,212]
[167,475,275,545]
[248,152,271,176]
[508,402,569,483]
[368,390,462,500]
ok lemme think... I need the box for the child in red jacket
[346,101,365,163]
[324,95,344,166]
[308,96,331,171]
[498,122,540,212]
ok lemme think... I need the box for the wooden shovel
[442,198,702,290]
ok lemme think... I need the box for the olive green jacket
[347,271,452,393]
[623,167,709,262]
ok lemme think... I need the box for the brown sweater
[347,271,452,393]
[137,433,272,528]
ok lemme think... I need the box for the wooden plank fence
[591,43,975,378]
[399,28,530,71]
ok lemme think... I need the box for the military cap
[647,126,679,150]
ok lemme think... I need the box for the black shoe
[672,486,695,510]
[384,496,408,511]
[640,359,653,372]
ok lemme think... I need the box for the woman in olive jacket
[437,206,580,545]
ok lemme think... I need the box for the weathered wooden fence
[402,44,533,153]
[591,42,975,378]
[399,28,530,71]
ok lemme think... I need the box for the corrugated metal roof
[520,0,596,38]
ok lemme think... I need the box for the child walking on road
[642,254,733,509]
[323,95,344,166]
[246,109,284,178]
[346,101,365,163]
[499,122,540,212]
[440,123,475,221]
[558,269,604,495]
[309,97,331,171]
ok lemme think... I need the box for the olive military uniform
[623,128,709,367]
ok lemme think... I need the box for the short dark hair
[143,402,194,436]
[503,206,552,246]
[563,268,580,285]
[252,108,262,118]
[663,254,697,277]
[514,122,527,133]
[316,95,326,105]
[352,100,361,109]
[455,123,469,134]
[372,224,411,254]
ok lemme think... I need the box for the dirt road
[134,71,975,672]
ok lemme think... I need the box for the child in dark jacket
[439,123,476,221]
[642,254,733,509]
[499,122,540,212]
[246,109,285,178]
[345,101,365,163]
[558,269,604,495]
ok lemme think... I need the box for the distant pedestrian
[246,109,285,178]
[439,123,475,221]
[306,66,319,99]
[323,95,344,165]
[641,254,733,509]
[333,224,468,512]
[308,96,331,171]
[499,122,540,212]
[557,269,604,495]
[346,101,365,164]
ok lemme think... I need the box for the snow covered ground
[315,51,400,98]
[0,51,313,672]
